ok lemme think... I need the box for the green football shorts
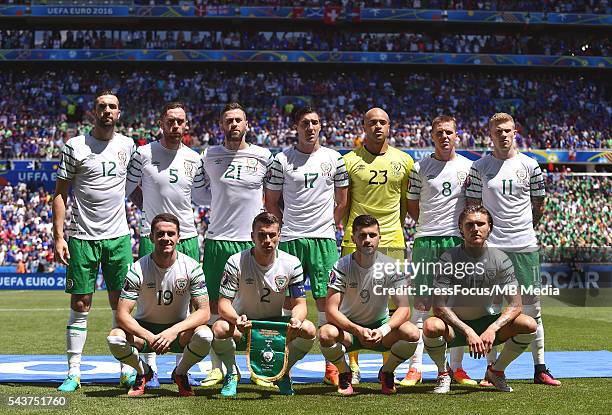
[137,320,184,354]
[503,250,541,289]
[65,235,132,294]
[138,235,201,261]
[203,239,254,301]
[412,236,463,296]
[279,238,338,299]
[447,314,505,348]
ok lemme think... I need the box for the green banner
[247,320,289,382]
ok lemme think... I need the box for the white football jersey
[126,141,205,240]
[265,146,349,241]
[407,154,472,238]
[433,246,517,320]
[57,133,134,240]
[219,249,305,320]
[466,153,545,251]
[202,145,272,241]
[328,251,409,326]
[120,252,208,324]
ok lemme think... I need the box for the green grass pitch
[0,291,610,415]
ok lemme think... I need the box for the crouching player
[211,212,316,397]
[424,206,537,393]
[107,213,212,397]
[319,214,420,396]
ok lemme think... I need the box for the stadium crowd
[0,69,609,161]
[0,0,609,13]
[2,29,608,57]
[0,174,609,269]
[131,0,610,14]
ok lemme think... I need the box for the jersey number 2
[260,287,271,303]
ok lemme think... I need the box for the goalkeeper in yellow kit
[329,107,413,385]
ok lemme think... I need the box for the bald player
[341,107,414,383]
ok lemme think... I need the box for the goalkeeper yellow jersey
[342,145,413,248]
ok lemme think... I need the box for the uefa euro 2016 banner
[1,6,610,26]
[0,49,610,69]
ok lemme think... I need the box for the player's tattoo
[491,294,522,331]
[435,306,473,335]
[191,295,209,311]
[531,196,545,226]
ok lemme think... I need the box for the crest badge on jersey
[175,277,188,295]
[184,161,195,179]
[320,162,333,178]
[515,169,528,184]
[117,150,128,168]
[457,171,468,187]
[390,161,402,177]
[274,275,288,291]
[246,157,258,174]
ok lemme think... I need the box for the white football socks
[66,310,88,376]
[492,332,536,372]
[321,342,349,373]
[408,309,428,371]
[177,327,213,376]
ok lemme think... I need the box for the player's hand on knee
[54,238,70,265]
[369,328,384,344]
[236,314,251,331]
[480,328,496,353]
[357,327,373,345]
[467,330,485,359]
[152,330,177,355]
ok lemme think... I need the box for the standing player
[466,112,560,386]
[424,205,537,393]
[199,102,272,387]
[125,102,206,387]
[320,214,420,396]
[341,107,413,382]
[401,115,478,386]
[265,106,349,385]
[53,89,136,392]
[211,212,316,396]
[108,213,212,397]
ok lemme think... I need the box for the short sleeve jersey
[265,146,349,241]
[342,146,413,248]
[219,249,305,319]
[126,141,206,240]
[407,154,473,238]
[466,153,545,251]
[328,251,409,326]
[57,133,135,240]
[120,252,208,324]
[202,145,272,241]
[433,246,517,320]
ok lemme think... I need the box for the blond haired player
[466,112,559,386]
